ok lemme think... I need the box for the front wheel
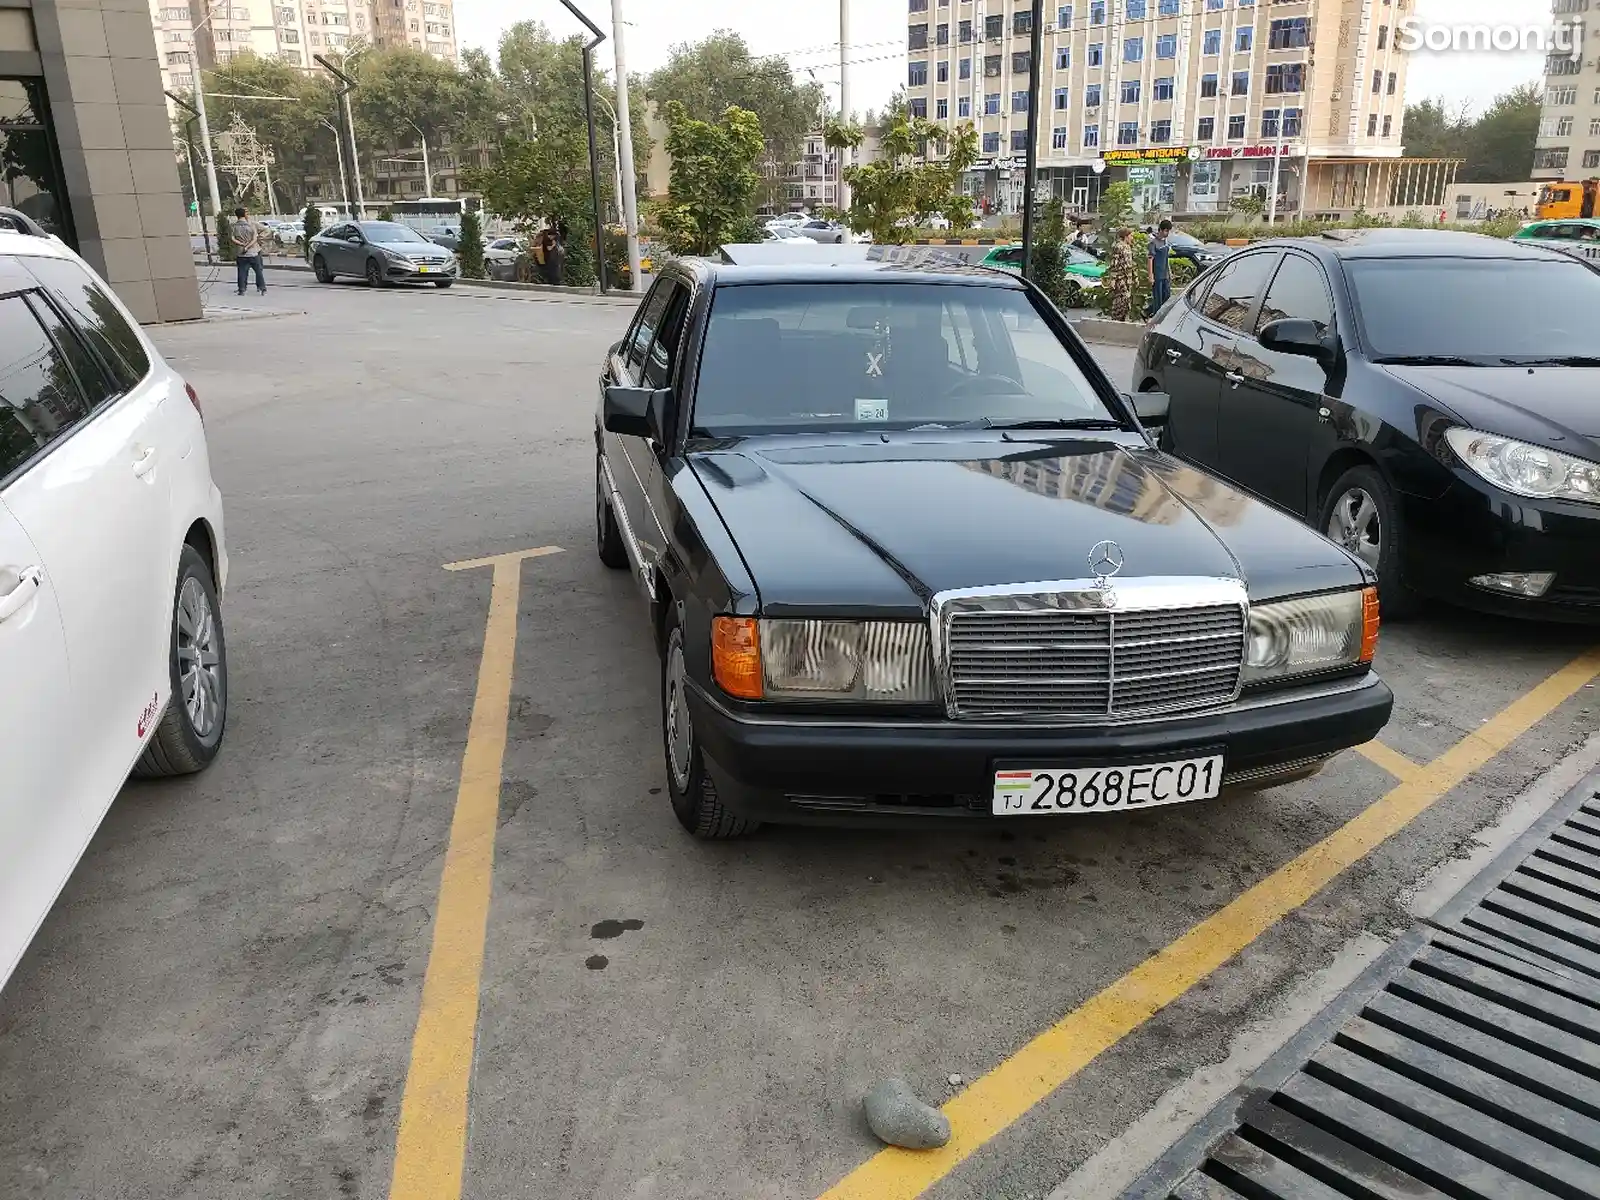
[134,545,228,777]
[365,258,384,287]
[662,615,758,839]
[313,254,334,283]
[1319,464,1419,618]
[1062,279,1084,307]
[596,457,629,569]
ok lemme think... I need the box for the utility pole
[319,117,351,216]
[838,0,851,212]
[407,118,432,194]
[167,91,212,260]
[190,8,223,225]
[610,0,641,289]
[596,93,626,226]
[316,55,365,218]
[1019,0,1045,280]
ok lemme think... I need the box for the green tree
[655,102,766,255]
[463,123,599,286]
[302,201,322,260]
[645,32,822,206]
[350,45,500,190]
[193,53,335,210]
[1463,83,1542,182]
[1401,97,1472,161]
[1096,180,1134,235]
[457,209,486,279]
[216,212,235,262]
[1028,198,1072,310]
[841,115,978,243]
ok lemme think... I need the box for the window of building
[959,19,972,41]
[1367,113,1379,136]
[1151,119,1172,143]
[910,0,928,10]
[984,92,1001,114]
[1058,5,1073,26]
[1372,69,1381,93]
[985,53,1002,76]
[1012,128,1030,150]
[984,13,1003,37]
[1584,149,1600,169]
[936,60,948,81]
[1200,73,1218,97]
[937,22,949,44]
[1054,87,1069,109]
[1535,147,1570,170]
[1548,55,1582,76]
[1156,33,1176,58]
[1159,0,1180,12]
[1377,24,1387,49]
[910,97,928,117]
[936,97,948,118]
[1121,79,1140,103]
[1154,76,1173,101]
[1013,51,1032,72]
[1127,0,1146,17]
[1283,108,1301,137]
[1236,26,1252,52]
[1265,63,1302,93]
[1124,36,1143,62]
[909,24,928,49]
[1205,0,1224,9]
[1268,17,1309,48]
[1085,82,1102,105]
[960,56,971,78]
[1387,72,1397,95]
[1591,117,1600,136]
[1203,28,1221,55]
[1382,114,1393,137]
[1052,126,1068,149]
[1118,121,1139,144]
[908,61,928,85]
[1197,116,1216,140]
[1231,70,1249,95]
[982,131,1001,153]
[1087,42,1103,66]
[1084,123,1100,147]
[1013,90,1030,112]
[1262,108,1279,138]
[1091,0,1106,24]
[958,95,971,116]
[1228,113,1246,139]
[1056,46,1070,68]
[1014,9,1032,35]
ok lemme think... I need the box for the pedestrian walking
[542,226,566,286]
[1106,227,1135,322]
[1148,218,1173,314]
[231,207,266,296]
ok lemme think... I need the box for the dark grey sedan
[310,221,457,288]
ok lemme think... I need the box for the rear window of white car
[24,255,150,393]
[0,292,91,480]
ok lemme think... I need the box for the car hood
[691,438,1364,617]
[1379,365,1600,449]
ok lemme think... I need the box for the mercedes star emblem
[1088,540,1125,588]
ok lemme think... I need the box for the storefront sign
[1100,146,1194,166]
[1201,144,1302,160]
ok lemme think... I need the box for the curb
[1071,316,1147,347]
[913,237,1004,246]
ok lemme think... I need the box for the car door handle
[1318,406,1332,422]
[132,446,158,478]
[1166,348,1182,361]
[1225,371,1244,386]
[0,565,41,623]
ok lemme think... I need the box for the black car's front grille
[944,604,1245,719]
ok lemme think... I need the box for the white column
[611,0,642,289]
[839,0,852,212]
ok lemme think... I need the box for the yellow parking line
[388,546,562,1200]
[1354,739,1422,781]
[819,647,1600,1200]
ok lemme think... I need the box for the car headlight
[1242,589,1378,686]
[1444,428,1600,503]
[711,617,936,702]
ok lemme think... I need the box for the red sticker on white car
[137,692,160,739]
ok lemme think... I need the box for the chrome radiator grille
[942,600,1245,719]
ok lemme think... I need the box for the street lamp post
[188,0,228,225]
[319,117,351,216]
[406,118,432,194]
[594,93,625,226]
[315,54,365,218]
[166,90,212,260]
[610,0,642,290]
[558,0,610,294]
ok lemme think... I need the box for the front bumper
[689,672,1393,826]
[1402,475,1600,621]
[385,260,457,282]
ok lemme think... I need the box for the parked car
[979,242,1107,304]
[1165,230,1230,269]
[793,218,848,244]
[1509,217,1600,264]
[310,220,458,287]
[594,248,1392,838]
[0,231,229,989]
[762,226,814,245]
[1132,229,1600,620]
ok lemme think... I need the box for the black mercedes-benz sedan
[1132,229,1600,620]
[596,248,1391,837]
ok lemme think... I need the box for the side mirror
[604,385,672,441]
[1259,318,1337,364]
[1126,390,1169,427]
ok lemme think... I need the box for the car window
[626,280,673,375]
[23,255,150,393]
[690,282,1118,434]
[27,292,117,407]
[643,284,689,390]
[0,292,92,481]
[1347,256,1600,361]
[1199,252,1277,332]
[991,247,1024,266]
[361,223,429,244]
[323,224,350,239]
[1254,254,1333,337]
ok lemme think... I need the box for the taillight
[184,381,203,422]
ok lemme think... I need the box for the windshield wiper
[1373,355,1486,367]
[1499,355,1600,367]
[947,416,1125,430]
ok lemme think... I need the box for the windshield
[690,282,1120,434]
[361,222,430,244]
[1066,246,1101,267]
[1348,257,1600,361]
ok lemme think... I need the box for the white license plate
[992,756,1224,816]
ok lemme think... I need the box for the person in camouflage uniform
[1106,226,1135,321]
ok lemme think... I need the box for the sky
[454,0,1550,122]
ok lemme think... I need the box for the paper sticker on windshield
[855,399,889,422]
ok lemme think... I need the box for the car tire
[366,258,384,287]
[596,457,629,569]
[134,545,228,778]
[1318,464,1420,619]
[661,612,758,840]
[434,279,454,289]
[313,254,334,283]
[1062,279,1084,307]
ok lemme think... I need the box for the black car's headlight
[712,617,936,702]
[1242,589,1377,686]
[1444,428,1600,503]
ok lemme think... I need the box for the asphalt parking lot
[1,267,1597,1200]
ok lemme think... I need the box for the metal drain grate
[1128,774,1600,1200]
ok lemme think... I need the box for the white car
[1,233,229,990]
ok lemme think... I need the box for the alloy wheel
[664,636,693,792]
[176,575,223,739]
[1327,486,1382,571]
[366,259,382,287]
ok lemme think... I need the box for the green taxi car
[1510,217,1600,264]
[978,243,1107,304]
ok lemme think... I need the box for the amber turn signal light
[712,616,763,699]
[1360,587,1380,663]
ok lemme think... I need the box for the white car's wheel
[134,545,228,778]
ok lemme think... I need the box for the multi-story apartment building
[905,0,1416,218]
[1532,0,1600,181]
[150,0,457,99]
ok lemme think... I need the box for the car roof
[690,243,1024,286]
[1246,228,1567,262]
[0,227,80,261]
[1524,217,1600,228]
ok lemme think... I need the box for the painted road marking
[388,546,563,1200]
[818,647,1600,1200]
[1355,739,1422,782]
